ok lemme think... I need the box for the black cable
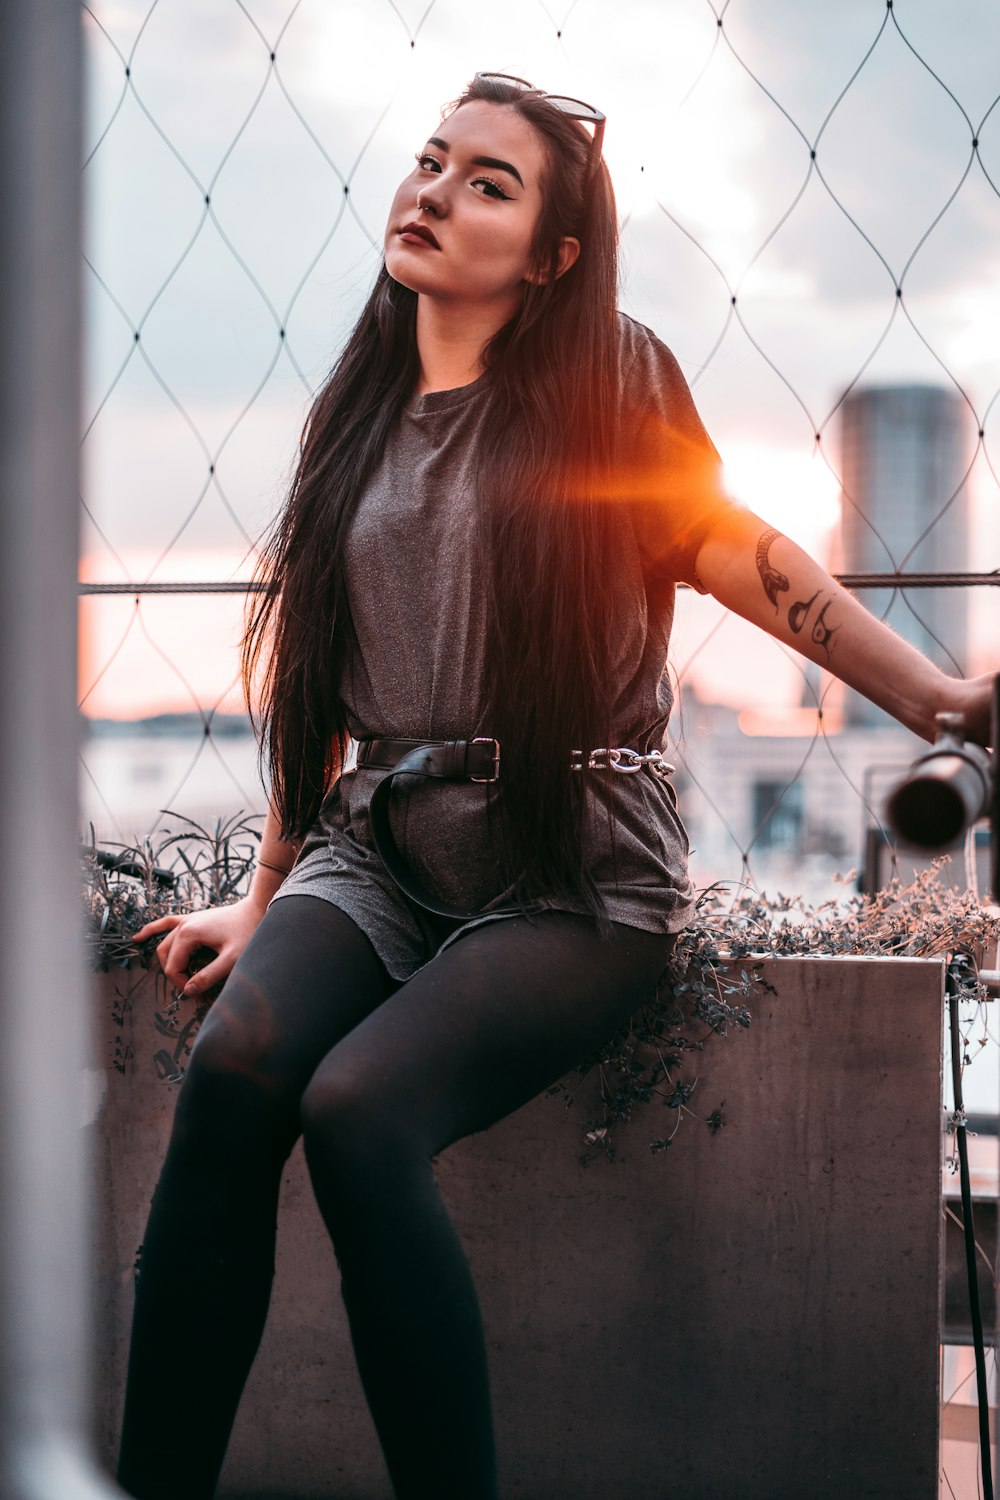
[947,975,994,1500]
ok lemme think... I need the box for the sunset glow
[722,444,841,560]
[79,550,254,720]
[81,5,998,726]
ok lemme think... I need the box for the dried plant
[84,812,264,1081]
[557,859,1000,1165]
[82,810,263,972]
[84,826,998,1164]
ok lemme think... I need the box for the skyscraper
[838,385,971,726]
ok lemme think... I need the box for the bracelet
[257,857,294,878]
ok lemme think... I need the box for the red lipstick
[398,221,440,250]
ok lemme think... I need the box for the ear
[524,235,581,286]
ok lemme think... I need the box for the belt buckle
[470,736,501,783]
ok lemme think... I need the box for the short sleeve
[617,315,741,594]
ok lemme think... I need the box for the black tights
[116,896,674,1500]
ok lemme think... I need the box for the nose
[416,179,447,216]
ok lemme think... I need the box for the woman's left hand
[939,673,998,747]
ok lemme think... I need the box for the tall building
[838,385,971,726]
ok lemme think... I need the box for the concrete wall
[89,954,945,1500]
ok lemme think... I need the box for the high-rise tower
[838,385,971,726]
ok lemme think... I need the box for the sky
[79,0,1000,718]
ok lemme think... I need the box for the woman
[117,74,993,1500]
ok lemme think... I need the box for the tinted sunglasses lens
[543,96,605,125]
[475,72,535,90]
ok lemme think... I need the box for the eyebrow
[426,136,525,189]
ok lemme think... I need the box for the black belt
[358,736,500,782]
[363,737,507,919]
[360,734,675,921]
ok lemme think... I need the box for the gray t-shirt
[271,313,739,980]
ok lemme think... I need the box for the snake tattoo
[755,527,789,611]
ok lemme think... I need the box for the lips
[398,220,441,250]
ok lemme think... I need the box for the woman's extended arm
[693,507,994,746]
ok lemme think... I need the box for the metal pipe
[77,570,1000,596]
[0,2,124,1494]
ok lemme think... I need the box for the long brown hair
[243,74,625,919]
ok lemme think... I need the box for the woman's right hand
[132,895,268,998]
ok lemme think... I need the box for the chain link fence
[80,0,998,903]
[80,6,997,866]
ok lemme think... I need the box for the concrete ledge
[89,954,945,1500]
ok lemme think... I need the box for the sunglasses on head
[473,72,606,185]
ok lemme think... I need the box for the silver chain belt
[571,747,675,777]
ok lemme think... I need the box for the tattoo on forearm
[810,599,840,656]
[788,590,820,634]
[755,526,842,660]
[787,589,840,659]
[755,527,789,611]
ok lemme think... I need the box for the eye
[415,152,442,173]
[472,175,512,201]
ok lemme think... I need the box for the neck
[413,294,520,395]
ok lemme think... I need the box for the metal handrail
[77,571,1000,596]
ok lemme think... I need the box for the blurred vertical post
[0,2,122,1496]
